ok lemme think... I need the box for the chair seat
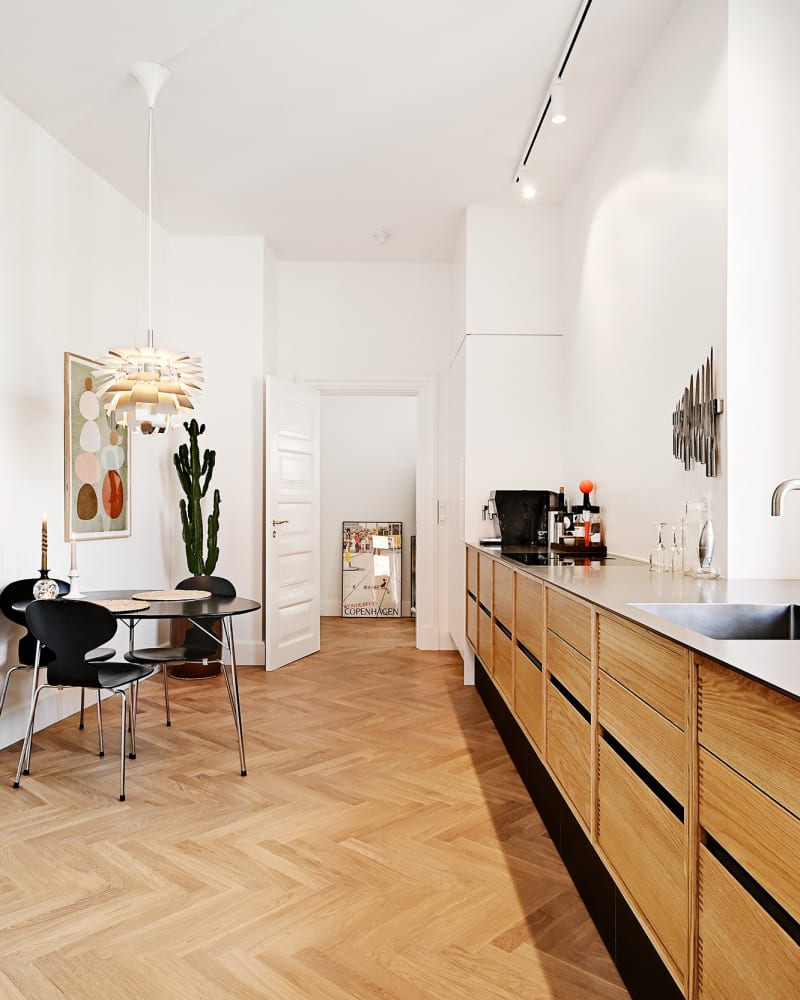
[87,646,116,662]
[124,646,200,665]
[94,662,155,689]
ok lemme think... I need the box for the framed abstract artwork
[341,521,402,617]
[64,352,130,539]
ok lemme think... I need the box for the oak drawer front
[597,739,686,976]
[597,614,687,728]
[546,681,591,826]
[466,594,478,648]
[546,587,592,659]
[477,607,492,670]
[493,625,513,702]
[493,562,514,632]
[515,645,543,749]
[467,547,478,597]
[598,669,685,804]
[698,845,800,1000]
[699,748,800,925]
[478,553,493,612]
[547,630,591,710]
[516,574,543,662]
[698,658,800,820]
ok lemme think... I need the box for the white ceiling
[0,0,680,261]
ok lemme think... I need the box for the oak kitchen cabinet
[465,544,800,1000]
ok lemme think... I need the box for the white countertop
[479,547,800,700]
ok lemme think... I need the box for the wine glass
[667,522,682,573]
[650,522,667,573]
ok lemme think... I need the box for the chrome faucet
[771,479,800,516]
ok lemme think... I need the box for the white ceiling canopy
[0,1,680,261]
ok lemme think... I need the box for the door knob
[272,519,289,526]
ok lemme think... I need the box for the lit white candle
[70,533,77,572]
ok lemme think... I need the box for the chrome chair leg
[117,689,128,802]
[0,665,25,716]
[97,694,105,757]
[13,683,49,787]
[163,665,171,726]
[128,681,139,759]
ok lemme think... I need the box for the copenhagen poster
[342,521,402,617]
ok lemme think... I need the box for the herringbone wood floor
[0,619,628,999]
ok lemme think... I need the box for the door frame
[305,376,440,650]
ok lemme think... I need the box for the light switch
[438,500,447,524]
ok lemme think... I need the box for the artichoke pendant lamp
[94,62,203,435]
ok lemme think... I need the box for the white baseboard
[235,639,265,666]
[438,629,457,650]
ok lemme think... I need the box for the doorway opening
[307,377,439,651]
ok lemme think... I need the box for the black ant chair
[0,578,116,750]
[124,575,236,727]
[14,600,155,801]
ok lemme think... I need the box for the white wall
[167,236,265,662]
[319,395,416,616]
[450,217,467,362]
[278,263,450,380]
[466,204,563,335]
[0,93,173,748]
[445,204,566,655]
[727,0,800,577]
[561,0,728,566]
[263,239,279,376]
[463,335,564,545]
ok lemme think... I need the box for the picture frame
[64,352,130,539]
[342,521,402,618]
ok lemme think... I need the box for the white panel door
[265,377,320,670]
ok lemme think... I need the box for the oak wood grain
[515,573,543,663]
[493,562,514,634]
[597,740,687,982]
[546,681,591,828]
[598,668,685,804]
[698,845,800,999]
[547,631,591,711]
[699,747,800,924]
[597,613,688,729]
[698,657,800,820]
[546,588,592,659]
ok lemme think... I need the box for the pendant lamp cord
[146,104,154,351]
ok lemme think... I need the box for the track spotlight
[550,79,567,125]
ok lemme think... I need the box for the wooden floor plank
[0,618,628,998]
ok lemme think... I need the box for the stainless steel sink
[631,603,800,640]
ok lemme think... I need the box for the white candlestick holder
[64,570,85,600]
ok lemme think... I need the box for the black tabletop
[13,592,260,620]
[84,591,260,620]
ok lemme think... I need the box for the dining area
[2,570,260,800]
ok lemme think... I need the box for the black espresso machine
[492,490,559,548]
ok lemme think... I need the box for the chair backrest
[1,578,70,666]
[177,576,236,657]
[177,575,236,597]
[25,600,117,687]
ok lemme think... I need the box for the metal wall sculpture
[672,348,724,477]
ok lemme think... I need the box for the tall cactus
[173,419,221,575]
